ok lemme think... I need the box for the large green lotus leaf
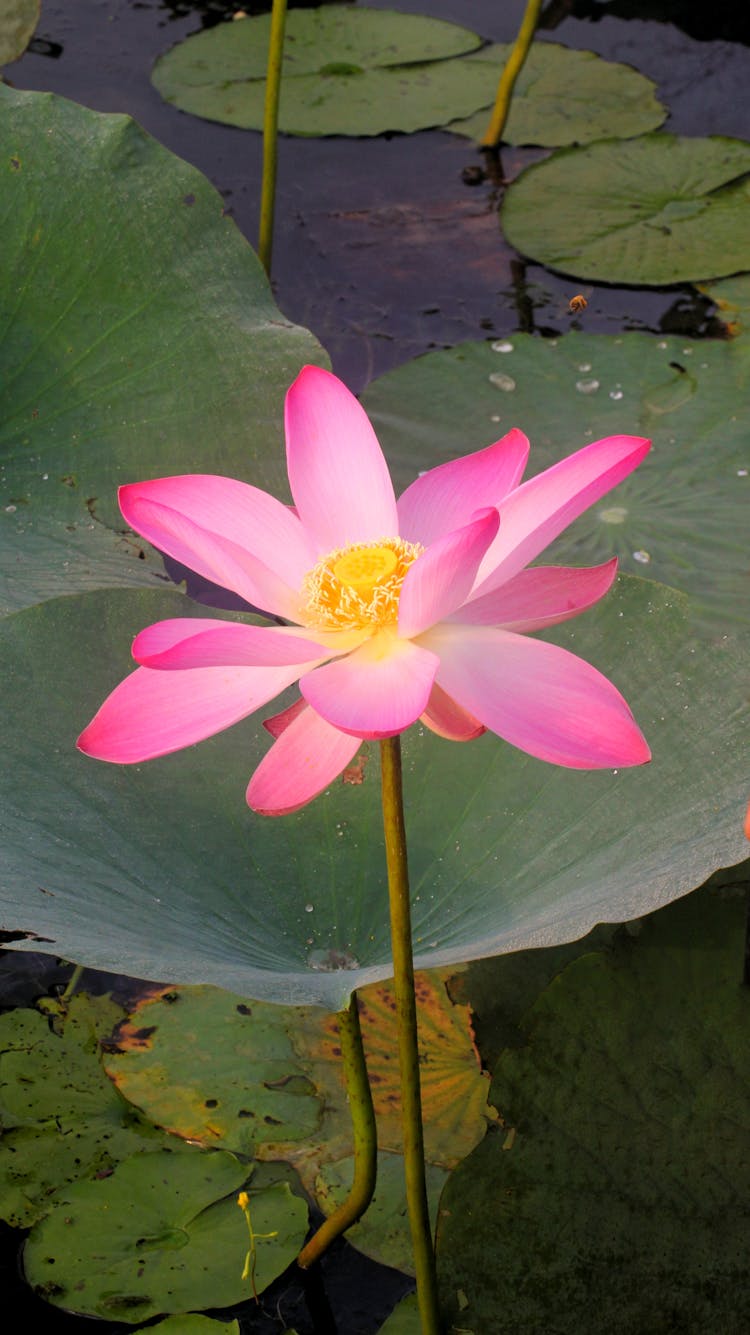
[0,993,175,1228]
[361,331,750,633]
[501,134,750,284]
[436,878,750,1333]
[0,575,746,1010]
[106,985,320,1154]
[0,83,324,616]
[0,0,38,65]
[23,1149,307,1322]
[152,7,484,136]
[445,43,665,146]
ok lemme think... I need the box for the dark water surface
[2,1,750,1331]
[7,0,750,391]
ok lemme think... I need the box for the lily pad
[501,134,750,284]
[701,273,750,336]
[0,83,325,616]
[104,973,493,1272]
[436,877,750,1333]
[378,1292,420,1333]
[445,43,665,146]
[0,575,746,1009]
[0,0,38,65]
[316,1151,446,1276]
[361,331,750,633]
[23,1148,307,1321]
[135,1318,239,1335]
[0,993,175,1228]
[107,985,320,1154]
[152,7,485,136]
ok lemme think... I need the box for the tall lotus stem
[480,0,543,149]
[297,992,377,1268]
[380,736,442,1334]
[258,0,288,274]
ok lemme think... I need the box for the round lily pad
[104,973,493,1272]
[152,7,485,136]
[136,1318,239,1335]
[361,331,750,634]
[315,1150,446,1276]
[0,83,324,616]
[501,134,750,284]
[437,878,750,1333]
[0,0,38,65]
[0,994,174,1229]
[107,985,320,1154]
[445,42,665,146]
[23,1148,307,1321]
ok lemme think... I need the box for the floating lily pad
[317,1151,446,1276]
[104,973,493,1272]
[445,43,665,146]
[152,7,485,136]
[701,273,750,336]
[0,84,324,616]
[0,0,38,65]
[23,1149,307,1321]
[361,331,750,633]
[135,1318,239,1335]
[107,985,320,1154]
[0,575,746,1010]
[378,1292,420,1333]
[437,878,750,1333]
[501,134,750,284]
[0,994,174,1228]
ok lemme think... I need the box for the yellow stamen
[333,545,398,592]
[302,537,423,632]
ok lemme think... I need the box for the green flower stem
[297,992,377,1269]
[258,0,288,275]
[480,0,543,149]
[60,962,85,1004]
[380,735,442,1335]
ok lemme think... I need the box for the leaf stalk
[258,0,288,274]
[297,991,377,1268]
[380,735,442,1334]
[481,0,543,149]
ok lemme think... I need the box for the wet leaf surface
[362,330,750,633]
[1,576,746,1007]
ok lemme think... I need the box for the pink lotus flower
[78,366,651,815]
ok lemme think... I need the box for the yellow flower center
[302,537,424,631]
